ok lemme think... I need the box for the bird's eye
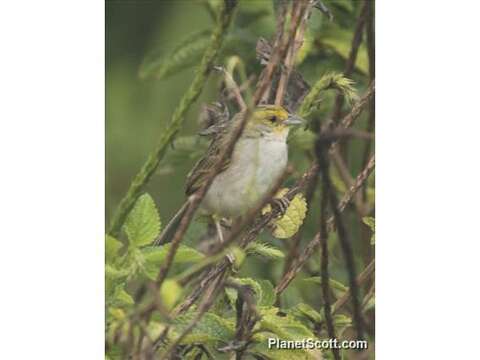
[269,115,277,123]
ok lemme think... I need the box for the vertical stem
[319,166,341,360]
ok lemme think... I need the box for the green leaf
[159,279,182,310]
[319,24,368,75]
[139,29,212,80]
[251,342,320,360]
[290,303,323,323]
[225,278,275,308]
[262,189,308,239]
[105,264,129,299]
[171,311,235,344]
[258,307,315,340]
[298,72,357,118]
[123,193,161,247]
[363,216,375,245]
[142,244,204,280]
[257,279,276,307]
[228,277,262,304]
[105,235,122,264]
[108,285,134,308]
[246,241,285,260]
[303,277,349,294]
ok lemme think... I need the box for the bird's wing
[185,114,239,195]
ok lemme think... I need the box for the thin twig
[155,5,311,318]
[331,0,369,122]
[332,259,375,314]
[159,273,226,359]
[361,0,375,201]
[274,0,311,105]
[216,65,248,111]
[315,131,365,340]
[319,165,341,360]
[275,84,375,295]
[254,0,309,105]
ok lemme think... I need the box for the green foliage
[105,235,122,264]
[319,23,369,74]
[171,311,236,344]
[142,244,205,280]
[140,30,213,80]
[363,216,375,245]
[290,302,323,323]
[246,241,285,260]
[123,193,161,247]
[106,1,375,358]
[303,276,349,298]
[159,279,183,310]
[299,72,357,118]
[226,277,276,308]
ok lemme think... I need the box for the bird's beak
[284,114,304,126]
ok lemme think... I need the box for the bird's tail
[152,201,189,246]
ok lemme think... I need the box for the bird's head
[248,105,304,139]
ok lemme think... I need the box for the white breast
[201,135,288,218]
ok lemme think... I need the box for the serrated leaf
[299,72,357,118]
[231,246,246,270]
[259,307,315,340]
[142,244,204,280]
[108,285,134,308]
[251,342,321,360]
[246,241,285,260]
[333,314,352,327]
[226,277,275,308]
[171,311,235,344]
[123,193,161,247]
[290,303,323,323]
[257,279,276,307]
[105,264,129,299]
[105,235,122,264]
[303,277,349,295]
[270,191,308,239]
[139,29,212,80]
[229,277,262,303]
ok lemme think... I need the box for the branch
[361,0,375,200]
[333,259,375,314]
[159,273,226,359]
[319,167,340,360]
[275,154,374,294]
[315,130,365,340]
[274,0,311,105]
[107,0,238,237]
[331,0,369,121]
[275,83,375,295]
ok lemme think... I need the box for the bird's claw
[273,197,290,215]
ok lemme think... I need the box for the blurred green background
[106,0,374,309]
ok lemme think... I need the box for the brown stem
[333,259,375,314]
[319,166,341,360]
[315,132,365,340]
[331,0,369,122]
[275,84,375,295]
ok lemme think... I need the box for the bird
[153,104,303,247]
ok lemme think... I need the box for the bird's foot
[273,197,290,215]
